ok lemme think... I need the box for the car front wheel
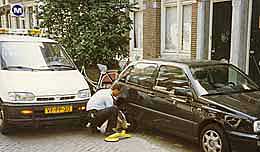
[200,124,230,152]
[0,108,10,135]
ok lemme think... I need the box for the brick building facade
[129,0,260,84]
[130,0,196,61]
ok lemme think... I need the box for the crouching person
[86,84,121,136]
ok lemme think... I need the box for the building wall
[196,0,251,73]
[143,0,161,59]
[129,0,252,75]
[0,0,39,29]
[129,0,197,61]
[191,1,198,59]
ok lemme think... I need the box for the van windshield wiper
[2,66,34,71]
[47,64,76,70]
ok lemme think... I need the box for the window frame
[129,0,144,61]
[121,62,158,89]
[180,4,192,53]
[155,64,190,94]
[161,0,192,56]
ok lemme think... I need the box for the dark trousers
[89,106,119,133]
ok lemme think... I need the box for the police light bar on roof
[0,28,44,36]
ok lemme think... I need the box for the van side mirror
[174,88,193,97]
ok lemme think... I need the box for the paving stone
[0,127,199,152]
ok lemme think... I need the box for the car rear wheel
[126,114,138,132]
[200,124,230,152]
[0,108,10,135]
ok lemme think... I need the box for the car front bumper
[0,100,89,128]
[228,131,260,152]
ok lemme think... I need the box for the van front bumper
[228,131,260,152]
[0,100,89,128]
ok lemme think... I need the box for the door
[210,1,232,61]
[249,0,260,84]
[118,62,159,126]
[152,65,194,138]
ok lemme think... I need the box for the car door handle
[148,93,155,97]
[196,107,202,112]
[171,97,186,103]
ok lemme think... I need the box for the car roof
[139,58,227,67]
[0,35,57,43]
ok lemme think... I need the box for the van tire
[0,109,10,135]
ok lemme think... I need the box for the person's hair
[111,83,121,91]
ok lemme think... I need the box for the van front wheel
[0,109,10,135]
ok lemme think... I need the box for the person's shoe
[105,130,116,136]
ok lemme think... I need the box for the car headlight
[78,89,91,98]
[8,92,35,101]
[254,121,260,133]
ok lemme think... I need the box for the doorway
[210,1,232,61]
[249,0,260,84]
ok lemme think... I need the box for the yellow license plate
[44,105,73,114]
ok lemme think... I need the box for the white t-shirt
[86,89,115,111]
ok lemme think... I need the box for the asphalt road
[0,126,200,152]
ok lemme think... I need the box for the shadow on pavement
[135,128,200,152]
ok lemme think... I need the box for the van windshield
[0,42,76,71]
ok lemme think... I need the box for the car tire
[125,114,138,132]
[200,124,230,152]
[0,109,10,135]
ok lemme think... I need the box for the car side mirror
[97,64,108,74]
[174,88,193,98]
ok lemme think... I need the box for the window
[16,17,20,29]
[28,7,33,28]
[0,42,75,70]
[162,1,192,56]
[134,11,143,49]
[156,65,189,92]
[182,5,192,51]
[6,14,9,28]
[35,5,39,27]
[165,6,178,50]
[122,63,157,88]
[130,0,143,61]
[21,19,25,29]
[191,64,259,95]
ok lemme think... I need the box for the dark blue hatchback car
[116,59,260,152]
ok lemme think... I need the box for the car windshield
[191,64,259,95]
[0,42,76,71]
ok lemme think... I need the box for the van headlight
[78,89,91,98]
[254,121,260,133]
[8,92,35,101]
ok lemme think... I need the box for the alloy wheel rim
[202,130,222,152]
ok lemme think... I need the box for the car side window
[156,65,189,93]
[121,63,157,88]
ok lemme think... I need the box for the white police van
[0,29,91,134]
